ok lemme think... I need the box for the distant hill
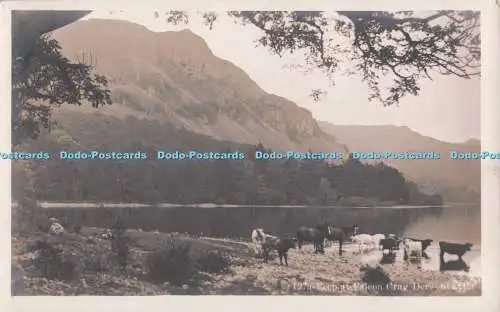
[318,122,480,203]
[15,110,443,206]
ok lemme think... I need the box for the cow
[351,234,378,253]
[379,237,400,254]
[405,237,433,259]
[262,237,297,266]
[403,239,423,263]
[438,241,473,260]
[251,228,266,244]
[372,234,386,249]
[251,228,280,257]
[296,222,331,254]
[326,224,360,256]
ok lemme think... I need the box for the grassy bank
[12,227,481,296]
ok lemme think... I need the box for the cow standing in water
[379,237,401,254]
[296,222,331,253]
[439,241,473,260]
[327,224,360,256]
[403,239,423,263]
[405,237,433,259]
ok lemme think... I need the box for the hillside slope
[318,122,480,203]
[52,19,344,153]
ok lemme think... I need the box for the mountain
[46,19,477,203]
[318,122,481,203]
[51,19,345,153]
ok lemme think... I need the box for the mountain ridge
[53,19,342,153]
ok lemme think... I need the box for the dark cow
[325,224,360,256]
[386,234,402,250]
[262,237,297,266]
[296,222,330,254]
[379,238,401,253]
[406,237,433,259]
[439,241,473,260]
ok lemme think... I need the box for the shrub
[12,202,51,235]
[82,251,112,273]
[110,218,130,271]
[361,265,390,285]
[31,240,78,281]
[114,235,130,271]
[196,249,231,274]
[145,239,194,285]
[360,265,399,295]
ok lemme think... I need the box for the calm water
[359,203,481,277]
[13,202,481,294]
[358,244,481,277]
[39,202,480,243]
[402,203,480,244]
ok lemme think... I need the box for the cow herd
[45,217,474,271]
[250,223,474,268]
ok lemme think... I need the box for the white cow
[372,234,386,249]
[251,228,265,244]
[403,238,423,262]
[251,228,279,257]
[351,234,377,253]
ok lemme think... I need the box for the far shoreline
[16,201,480,209]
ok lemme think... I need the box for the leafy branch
[157,10,480,106]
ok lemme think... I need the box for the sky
[84,10,481,144]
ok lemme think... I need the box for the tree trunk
[12,10,91,59]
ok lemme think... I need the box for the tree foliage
[20,112,442,206]
[156,10,480,106]
[12,34,112,146]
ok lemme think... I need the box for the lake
[38,203,480,244]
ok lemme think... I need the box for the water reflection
[379,252,396,265]
[440,258,470,273]
[357,243,480,277]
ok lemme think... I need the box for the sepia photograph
[5,2,493,302]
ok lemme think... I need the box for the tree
[12,11,91,60]
[156,10,480,106]
[11,11,111,146]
